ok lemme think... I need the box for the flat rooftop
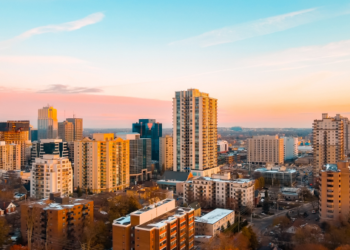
[255,168,297,173]
[195,208,234,224]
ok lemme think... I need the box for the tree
[79,220,108,250]
[108,194,142,223]
[294,244,328,250]
[0,217,10,248]
[226,197,238,211]
[204,233,250,250]
[241,226,258,250]
[262,190,269,213]
[227,220,231,228]
[272,216,291,231]
[258,177,265,188]
[26,207,34,250]
[336,246,350,250]
[293,225,322,245]
[77,186,82,197]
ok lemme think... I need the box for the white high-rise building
[282,137,298,161]
[38,106,58,140]
[173,89,217,174]
[30,155,73,199]
[217,140,229,152]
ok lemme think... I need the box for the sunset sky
[1,0,350,128]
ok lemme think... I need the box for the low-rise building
[254,165,297,187]
[281,187,300,201]
[0,202,16,215]
[195,209,234,236]
[113,199,195,250]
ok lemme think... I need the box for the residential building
[0,141,21,171]
[31,139,68,164]
[183,176,255,209]
[282,137,298,161]
[319,161,350,222]
[129,138,152,183]
[132,119,162,161]
[159,135,173,173]
[66,118,83,141]
[21,193,93,250]
[254,165,297,187]
[313,113,350,177]
[67,141,74,164]
[0,202,16,215]
[38,106,58,140]
[195,209,234,236]
[173,89,218,173]
[112,198,195,250]
[74,134,130,193]
[58,120,74,142]
[156,180,184,195]
[217,140,229,153]
[247,135,284,165]
[30,155,73,199]
[281,187,301,201]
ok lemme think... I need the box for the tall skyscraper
[66,118,83,141]
[159,135,173,173]
[247,135,284,165]
[132,119,162,161]
[38,106,58,140]
[74,133,130,193]
[281,137,298,161]
[173,89,218,173]
[58,120,74,142]
[313,113,350,176]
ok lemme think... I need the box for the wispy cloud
[0,12,104,49]
[170,7,324,47]
[0,56,87,64]
[38,84,103,94]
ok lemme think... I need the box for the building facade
[173,89,218,173]
[159,135,173,173]
[21,193,93,250]
[66,118,83,141]
[31,139,68,164]
[281,137,298,161]
[132,119,162,161]
[247,135,284,165]
[0,141,21,171]
[30,155,73,199]
[254,165,297,187]
[74,134,130,193]
[129,138,152,183]
[58,120,74,142]
[195,209,234,236]
[217,140,229,153]
[38,106,58,140]
[313,113,349,177]
[113,199,194,250]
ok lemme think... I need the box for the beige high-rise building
[74,133,130,193]
[173,89,217,173]
[38,106,58,140]
[319,161,350,223]
[313,113,349,176]
[58,120,74,142]
[66,118,83,141]
[247,135,284,165]
[0,141,21,171]
[159,135,173,172]
[30,155,73,199]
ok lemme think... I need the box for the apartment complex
[247,135,284,165]
[30,155,73,199]
[254,165,297,187]
[173,89,218,173]
[74,134,130,193]
[129,138,152,182]
[282,137,298,161]
[195,209,234,236]
[0,141,21,171]
[183,176,255,209]
[113,199,195,250]
[31,139,68,163]
[21,193,93,250]
[66,118,83,141]
[38,106,58,140]
[58,120,74,142]
[313,113,349,176]
[319,161,350,222]
[0,120,30,167]
[159,135,173,172]
[132,119,162,161]
[217,140,229,153]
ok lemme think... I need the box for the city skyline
[1,0,350,128]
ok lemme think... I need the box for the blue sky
[1,0,350,127]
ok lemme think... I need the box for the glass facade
[129,138,152,175]
[38,106,58,140]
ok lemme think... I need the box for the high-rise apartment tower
[38,106,58,140]
[159,135,173,173]
[247,135,284,165]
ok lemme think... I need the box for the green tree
[242,226,259,250]
[227,220,231,228]
[0,217,10,248]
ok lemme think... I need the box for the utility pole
[238,211,240,232]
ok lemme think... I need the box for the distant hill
[230,126,243,131]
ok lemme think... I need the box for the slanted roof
[189,201,201,210]
[162,171,192,181]
[0,201,15,210]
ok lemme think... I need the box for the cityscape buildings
[38,106,58,140]
[58,120,74,142]
[173,89,218,173]
[132,119,162,161]
[195,209,234,236]
[112,198,195,250]
[66,117,83,141]
[159,135,173,173]
[129,138,152,183]
[247,135,284,165]
[31,139,68,164]
[0,141,21,171]
[217,140,229,153]
[254,165,297,187]
[281,137,298,161]
[30,155,73,199]
[74,133,130,193]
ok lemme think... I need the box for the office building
[0,120,30,168]
[183,176,255,209]
[159,135,173,173]
[217,140,229,153]
[132,119,162,161]
[66,118,83,141]
[67,142,74,164]
[319,161,350,223]
[313,113,350,177]
[21,193,93,250]
[130,138,152,183]
[173,89,218,173]
[38,106,58,140]
[58,120,74,142]
[113,198,195,250]
[195,209,234,236]
[30,155,73,199]
[254,165,297,187]
[282,137,298,161]
[30,129,38,142]
[247,135,284,165]
[31,139,68,164]
[0,141,21,171]
[74,134,130,193]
